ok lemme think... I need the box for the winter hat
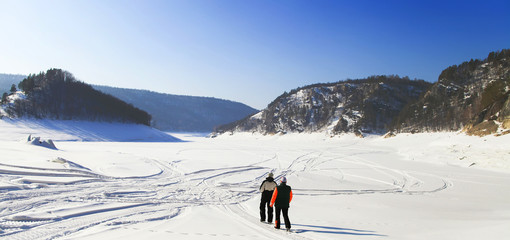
[268,172,274,178]
[281,177,287,183]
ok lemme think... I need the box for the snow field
[1,120,510,239]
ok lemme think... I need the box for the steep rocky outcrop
[215,76,431,136]
[392,49,510,136]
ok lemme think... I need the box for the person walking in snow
[270,176,293,231]
[259,172,277,223]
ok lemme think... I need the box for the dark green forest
[5,69,151,125]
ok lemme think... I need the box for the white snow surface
[1,120,510,240]
[0,119,180,142]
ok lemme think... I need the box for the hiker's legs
[274,207,281,228]
[259,198,266,221]
[282,208,291,229]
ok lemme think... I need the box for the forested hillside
[391,49,510,136]
[1,69,151,125]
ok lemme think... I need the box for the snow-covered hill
[1,120,509,240]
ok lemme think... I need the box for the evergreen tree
[18,76,35,94]
[1,92,8,104]
[10,84,17,93]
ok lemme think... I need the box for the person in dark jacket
[259,172,277,223]
[270,176,293,231]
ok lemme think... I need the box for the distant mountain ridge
[214,76,431,136]
[93,85,258,132]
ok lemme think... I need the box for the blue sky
[1,0,509,109]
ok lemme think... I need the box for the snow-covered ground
[1,119,510,240]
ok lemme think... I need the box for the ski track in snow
[3,147,448,239]
[0,155,274,239]
[1,132,509,240]
[275,147,451,197]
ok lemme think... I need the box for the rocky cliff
[215,76,431,136]
[392,49,510,136]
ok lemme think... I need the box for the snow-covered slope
[1,120,510,240]
[0,119,180,142]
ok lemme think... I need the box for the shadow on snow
[292,224,386,237]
